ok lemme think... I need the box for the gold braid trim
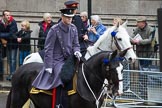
[68,73,77,95]
[30,73,77,96]
[30,87,52,95]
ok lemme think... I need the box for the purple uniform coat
[32,21,80,90]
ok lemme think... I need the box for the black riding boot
[55,86,69,108]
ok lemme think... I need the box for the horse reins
[80,57,104,85]
[81,63,105,108]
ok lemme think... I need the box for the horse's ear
[114,22,120,30]
[119,49,127,57]
[116,22,120,28]
[109,50,118,60]
[122,20,128,28]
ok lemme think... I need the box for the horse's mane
[86,51,108,62]
[92,27,113,48]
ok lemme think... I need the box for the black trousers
[55,86,69,108]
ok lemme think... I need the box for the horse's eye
[117,38,122,41]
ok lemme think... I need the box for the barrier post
[157,8,162,72]
[87,0,91,25]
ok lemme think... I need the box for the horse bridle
[80,54,123,108]
[111,31,133,53]
[80,57,104,84]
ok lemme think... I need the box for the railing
[103,57,161,107]
[0,38,43,76]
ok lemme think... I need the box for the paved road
[0,80,11,108]
[1,81,161,108]
[0,91,9,108]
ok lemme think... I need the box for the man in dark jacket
[0,10,18,81]
[64,0,88,56]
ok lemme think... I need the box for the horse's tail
[6,88,12,108]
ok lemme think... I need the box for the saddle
[30,73,77,96]
[29,56,81,108]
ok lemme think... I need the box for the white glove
[74,51,82,58]
[45,68,52,74]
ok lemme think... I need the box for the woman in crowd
[86,15,106,44]
[37,13,54,50]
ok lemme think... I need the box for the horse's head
[100,50,124,95]
[78,50,124,104]
[110,21,137,63]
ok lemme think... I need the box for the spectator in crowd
[86,15,106,44]
[0,10,18,81]
[32,8,81,108]
[131,16,155,69]
[130,16,155,97]
[64,0,87,56]
[80,11,90,31]
[113,17,123,26]
[38,13,54,50]
[14,20,32,66]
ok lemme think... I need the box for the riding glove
[45,68,52,74]
[74,51,82,58]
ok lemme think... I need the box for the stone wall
[0,0,161,46]
[82,0,162,15]
[0,0,161,15]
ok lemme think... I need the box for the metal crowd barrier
[104,57,162,108]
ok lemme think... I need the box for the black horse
[6,50,126,108]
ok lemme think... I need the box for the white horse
[85,21,136,63]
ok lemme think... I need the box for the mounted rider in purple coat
[32,8,81,90]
